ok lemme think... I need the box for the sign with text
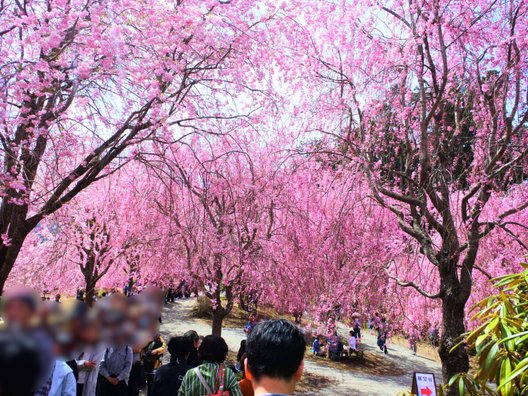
[411,372,437,396]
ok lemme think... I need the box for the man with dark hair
[183,330,202,367]
[0,330,42,396]
[151,337,192,396]
[245,319,306,396]
[2,287,55,396]
[178,335,242,396]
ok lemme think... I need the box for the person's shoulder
[182,365,197,377]
[55,360,73,374]
[225,365,238,375]
[52,360,74,385]
[155,363,172,374]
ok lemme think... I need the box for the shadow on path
[158,299,443,395]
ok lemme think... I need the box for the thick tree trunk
[239,294,250,312]
[0,227,30,295]
[211,309,225,337]
[0,244,20,295]
[439,293,470,396]
[210,288,235,337]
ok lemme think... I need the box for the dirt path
[159,299,442,396]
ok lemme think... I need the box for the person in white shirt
[75,314,106,396]
[76,346,105,396]
[348,330,357,352]
[49,360,77,396]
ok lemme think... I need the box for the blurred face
[81,321,101,344]
[194,339,201,349]
[4,300,35,328]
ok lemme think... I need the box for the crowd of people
[0,285,167,396]
[310,310,390,361]
[311,315,364,360]
[0,284,442,396]
[311,310,442,360]
[0,286,308,396]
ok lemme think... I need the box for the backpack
[194,365,230,396]
[144,339,163,363]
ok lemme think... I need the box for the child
[348,330,357,353]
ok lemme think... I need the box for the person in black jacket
[150,337,192,396]
[142,334,166,396]
[183,330,202,367]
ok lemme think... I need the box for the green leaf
[458,376,465,396]
[499,359,512,396]
[500,358,528,389]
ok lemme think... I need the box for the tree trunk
[127,277,135,295]
[211,308,225,337]
[210,290,236,337]
[0,244,20,295]
[0,226,30,295]
[85,281,96,307]
[439,292,470,395]
[239,294,248,312]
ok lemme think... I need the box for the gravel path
[159,299,442,396]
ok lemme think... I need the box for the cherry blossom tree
[261,158,390,319]
[0,0,285,294]
[2,1,526,388]
[296,0,528,389]
[145,133,278,336]
[68,211,133,305]
[9,168,155,298]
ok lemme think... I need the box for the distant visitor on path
[312,336,322,356]
[409,327,419,356]
[245,319,306,396]
[245,313,258,336]
[352,315,361,342]
[348,330,358,353]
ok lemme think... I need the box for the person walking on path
[409,327,419,356]
[244,313,257,336]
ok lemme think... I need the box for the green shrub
[193,296,212,318]
[450,262,528,395]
